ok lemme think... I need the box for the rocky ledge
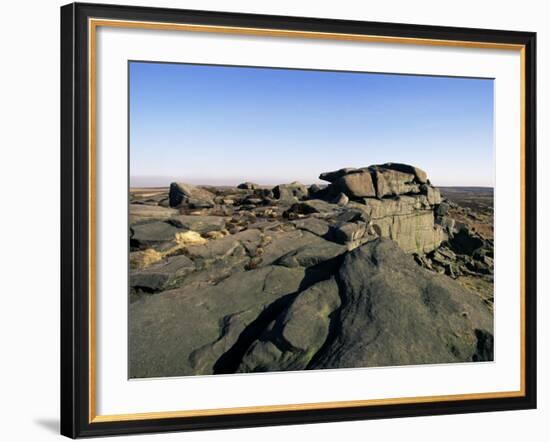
[129,163,494,378]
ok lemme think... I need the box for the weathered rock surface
[129,164,494,378]
[370,210,446,254]
[130,221,184,249]
[291,217,331,237]
[317,164,445,254]
[169,182,215,208]
[309,239,493,370]
[285,199,339,217]
[334,170,376,198]
[371,167,419,198]
[129,204,179,224]
[131,254,195,293]
[129,265,307,377]
[237,278,341,373]
[275,240,346,268]
[185,229,262,261]
[272,181,308,201]
[376,162,428,184]
[259,230,328,266]
[168,215,226,233]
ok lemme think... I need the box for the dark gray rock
[260,230,333,267]
[330,221,368,246]
[237,278,341,373]
[291,217,331,237]
[247,220,282,231]
[169,182,215,208]
[272,182,308,201]
[168,215,226,233]
[310,239,493,370]
[308,183,323,197]
[285,199,339,217]
[237,182,259,190]
[130,254,195,293]
[129,204,179,224]
[276,240,347,268]
[129,265,307,377]
[179,251,250,289]
[130,221,184,250]
[186,229,262,261]
[449,226,485,255]
[187,198,214,209]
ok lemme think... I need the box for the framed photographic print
[60,2,537,438]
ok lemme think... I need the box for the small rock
[272,182,308,201]
[330,221,367,246]
[237,182,259,190]
[244,197,263,205]
[436,201,450,217]
[421,184,442,205]
[169,182,215,208]
[333,192,349,206]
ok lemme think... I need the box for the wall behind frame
[0,0,546,441]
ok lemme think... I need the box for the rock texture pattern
[128,164,494,378]
[317,163,445,254]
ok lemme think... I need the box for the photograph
[128,61,495,379]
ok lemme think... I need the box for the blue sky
[129,61,494,187]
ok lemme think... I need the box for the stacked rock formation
[312,163,446,254]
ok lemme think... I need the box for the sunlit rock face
[318,163,445,254]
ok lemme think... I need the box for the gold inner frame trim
[88,17,527,424]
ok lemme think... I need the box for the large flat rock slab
[168,215,226,233]
[129,265,307,378]
[130,221,184,249]
[130,204,179,224]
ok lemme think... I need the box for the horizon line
[129,176,494,189]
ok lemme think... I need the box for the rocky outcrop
[309,239,493,370]
[129,164,494,378]
[319,163,445,254]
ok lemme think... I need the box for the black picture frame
[61,2,537,438]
